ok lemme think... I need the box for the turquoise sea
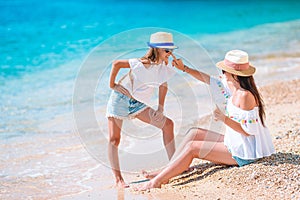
[1,0,300,199]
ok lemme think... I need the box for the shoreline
[1,79,299,200]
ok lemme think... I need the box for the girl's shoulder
[138,58,151,68]
[128,58,149,69]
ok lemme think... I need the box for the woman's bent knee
[186,141,200,157]
[186,128,207,140]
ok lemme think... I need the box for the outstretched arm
[171,54,210,84]
[173,59,210,84]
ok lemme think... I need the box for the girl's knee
[109,136,121,146]
[162,118,174,130]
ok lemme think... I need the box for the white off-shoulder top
[210,76,275,160]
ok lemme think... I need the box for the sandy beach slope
[55,80,300,200]
[129,79,300,200]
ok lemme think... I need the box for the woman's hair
[140,48,160,65]
[235,75,266,126]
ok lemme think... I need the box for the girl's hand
[149,107,166,128]
[213,105,226,122]
[152,109,164,122]
[172,59,185,71]
[170,53,184,70]
[113,84,132,98]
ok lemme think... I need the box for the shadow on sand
[172,152,299,187]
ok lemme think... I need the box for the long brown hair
[236,75,266,126]
[140,48,160,65]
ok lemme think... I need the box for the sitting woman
[137,49,275,190]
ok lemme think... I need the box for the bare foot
[141,170,160,179]
[184,166,195,173]
[136,180,161,191]
[116,179,129,188]
[142,166,194,179]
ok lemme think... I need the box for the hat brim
[216,61,256,77]
[147,42,178,49]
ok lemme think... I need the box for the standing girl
[106,32,178,187]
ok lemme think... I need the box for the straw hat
[216,50,256,77]
[147,32,178,49]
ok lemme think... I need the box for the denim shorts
[106,90,148,120]
[232,156,257,167]
[228,148,257,167]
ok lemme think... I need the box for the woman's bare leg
[171,128,224,161]
[142,128,224,179]
[107,117,128,188]
[137,141,237,190]
[135,107,175,160]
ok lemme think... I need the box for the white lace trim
[106,106,149,120]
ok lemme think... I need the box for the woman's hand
[214,105,251,136]
[113,84,132,98]
[213,105,226,122]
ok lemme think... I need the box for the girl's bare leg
[136,107,175,160]
[142,128,224,179]
[137,141,237,190]
[107,117,129,188]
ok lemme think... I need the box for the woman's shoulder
[238,90,257,110]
